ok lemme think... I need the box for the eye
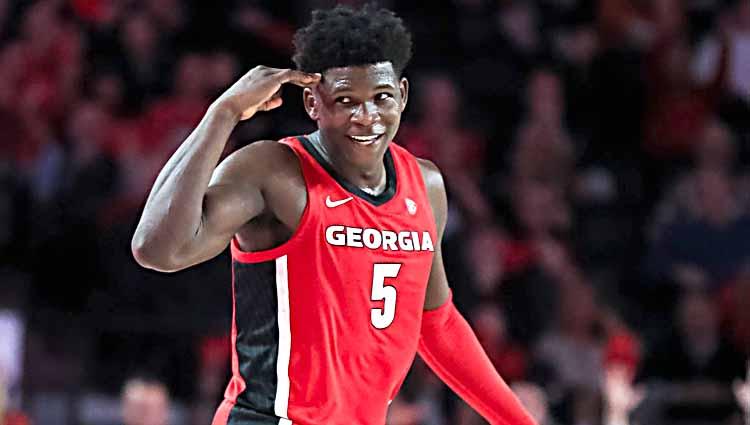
[375,92,393,101]
[336,96,352,104]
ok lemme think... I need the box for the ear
[303,87,319,120]
[399,77,409,113]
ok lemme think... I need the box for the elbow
[131,235,185,273]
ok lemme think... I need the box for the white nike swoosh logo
[325,195,353,208]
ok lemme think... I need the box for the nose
[351,100,379,125]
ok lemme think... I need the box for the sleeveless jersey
[212,136,437,425]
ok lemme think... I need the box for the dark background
[1,0,750,424]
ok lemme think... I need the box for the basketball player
[132,4,535,425]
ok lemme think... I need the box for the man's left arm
[417,159,536,425]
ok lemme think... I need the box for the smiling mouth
[347,134,384,146]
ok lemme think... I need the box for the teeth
[350,135,381,141]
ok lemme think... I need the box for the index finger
[278,69,322,88]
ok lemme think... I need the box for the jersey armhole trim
[231,139,313,264]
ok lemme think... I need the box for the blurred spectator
[62,101,120,205]
[601,309,644,418]
[144,0,187,37]
[720,269,750,356]
[488,67,576,241]
[16,0,83,124]
[386,399,425,425]
[497,1,542,59]
[602,365,644,425]
[232,3,294,54]
[399,74,493,227]
[0,0,82,186]
[29,101,120,312]
[555,23,599,71]
[139,52,209,154]
[647,119,750,295]
[222,1,298,68]
[0,367,30,425]
[454,0,541,144]
[638,290,745,423]
[598,0,650,48]
[70,0,124,28]
[734,363,750,422]
[512,381,559,425]
[204,51,240,98]
[387,358,446,425]
[112,11,172,111]
[497,222,576,345]
[695,1,750,105]
[511,68,575,195]
[483,169,584,348]
[121,374,170,425]
[693,118,738,174]
[602,323,642,379]
[129,52,211,201]
[511,180,571,241]
[465,225,506,298]
[192,336,229,425]
[449,0,497,61]
[534,282,603,425]
[553,23,599,141]
[647,166,750,291]
[471,303,529,383]
[87,70,127,115]
[643,30,729,159]
[0,310,26,424]
[598,0,684,49]
[650,118,750,236]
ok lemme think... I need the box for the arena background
[1,0,750,424]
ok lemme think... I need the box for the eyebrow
[330,82,397,94]
[330,84,352,94]
[374,83,397,90]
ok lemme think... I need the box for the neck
[310,131,387,195]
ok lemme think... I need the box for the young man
[132,5,535,425]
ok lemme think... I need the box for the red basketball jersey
[212,136,437,425]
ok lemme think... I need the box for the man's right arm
[131,66,320,272]
[130,104,256,273]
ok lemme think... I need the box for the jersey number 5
[370,263,402,329]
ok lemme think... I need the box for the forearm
[132,103,239,267]
[417,296,536,425]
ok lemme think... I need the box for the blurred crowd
[2,0,750,424]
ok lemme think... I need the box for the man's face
[304,62,408,167]
[122,382,169,425]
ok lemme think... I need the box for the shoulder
[221,139,298,171]
[416,158,447,233]
[417,158,443,187]
[212,139,301,187]
[416,158,445,193]
[392,142,446,200]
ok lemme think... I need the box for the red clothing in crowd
[644,35,729,158]
[139,97,208,155]
[3,411,31,425]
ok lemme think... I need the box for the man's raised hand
[213,66,321,121]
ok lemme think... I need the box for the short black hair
[292,3,413,76]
